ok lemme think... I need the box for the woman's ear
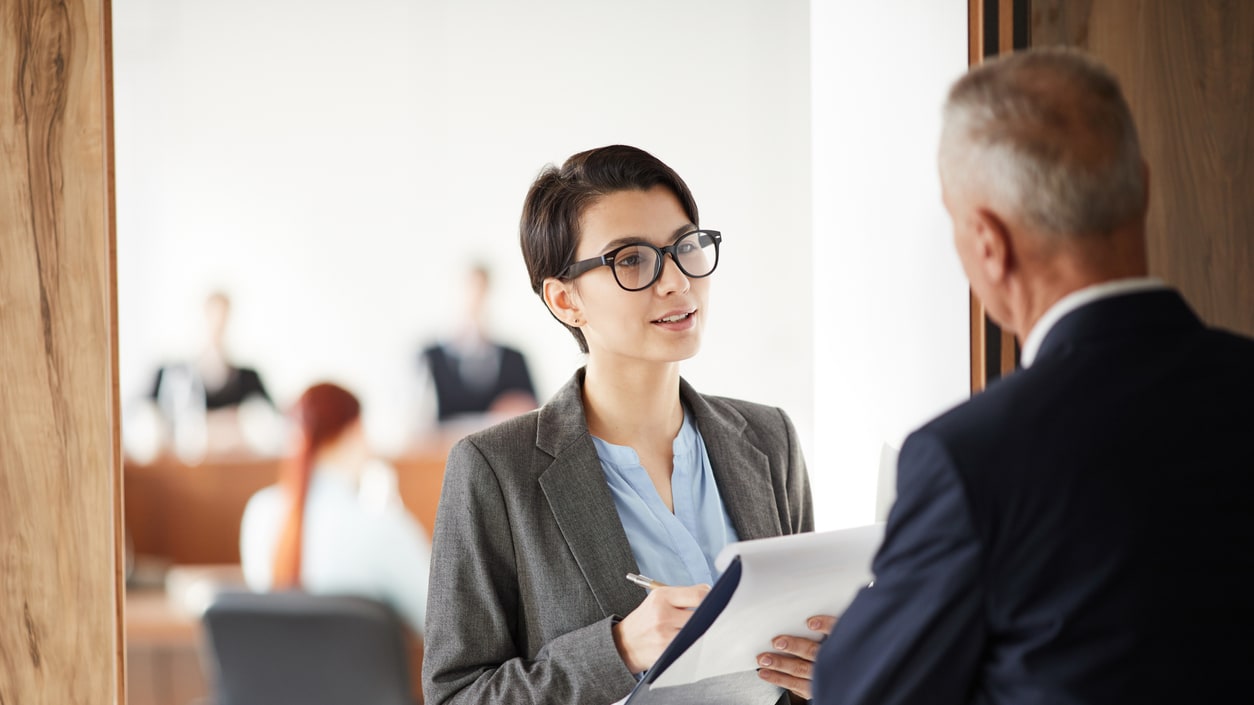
[542,277,583,327]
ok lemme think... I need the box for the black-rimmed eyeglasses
[559,230,722,292]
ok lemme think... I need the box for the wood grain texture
[1033,0,1254,337]
[0,0,121,703]
[101,0,125,698]
[969,0,988,392]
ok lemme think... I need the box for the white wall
[113,0,813,455]
[115,0,975,528]
[810,0,972,529]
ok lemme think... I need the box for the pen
[625,572,668,590]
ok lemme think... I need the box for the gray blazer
[422,370,814,705]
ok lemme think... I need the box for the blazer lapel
[681,380,782,542]
[536,371,644,619]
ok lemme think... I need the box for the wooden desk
[123,447,447,702]
[126,588,210,705]
[125,567,424,705]
[124,448,448,565]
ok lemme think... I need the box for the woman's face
[564,185,710,366]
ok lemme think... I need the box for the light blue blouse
[592,409,740,586]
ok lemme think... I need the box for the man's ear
[973,207,1013,284]
[542,277,583,327]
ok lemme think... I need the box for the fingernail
[808,618,821,630]
[758,655,773,667]
[774,638,787,649]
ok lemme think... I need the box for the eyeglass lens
[614,231,719,291]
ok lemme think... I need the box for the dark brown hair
[519,145,700,352]
[271,382,361,590]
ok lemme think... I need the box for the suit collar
[680,379,781,541]
[535,370,778,619]
[535,370,590,457]
[536,369,641,618]
[1035,288,1202,364]
[1021,277,1166,366]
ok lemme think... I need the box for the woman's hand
[612,584,710,674]
[756,614,837,701]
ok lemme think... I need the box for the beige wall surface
[1,0,122,703]
[1034,0,1254,337]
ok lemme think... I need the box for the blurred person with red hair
[240,382,431,634]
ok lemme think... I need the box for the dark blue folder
[624,558,785,705]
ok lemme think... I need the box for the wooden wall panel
[969,0,1028,392]
[0,0,122,704]
[1033,0,1254,337]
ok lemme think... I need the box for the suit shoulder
[917,363,1054,450]
[1204,326,1254,359]
[237,366,264,381]
[454,409,541,460]
[698,394,793,435]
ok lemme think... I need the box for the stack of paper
[625,523,885,704]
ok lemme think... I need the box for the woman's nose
[654,254,690,294]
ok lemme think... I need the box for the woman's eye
[617,254,642,268]
[676,242,696,254]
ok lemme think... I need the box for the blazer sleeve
[422,438,638,705]
[811,431,985,705]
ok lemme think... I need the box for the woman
[423,146,825,704]
[239,382,431,635]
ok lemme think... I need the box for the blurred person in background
[127,290,281,463]
[415,263,538,440]
[240,382,431,636]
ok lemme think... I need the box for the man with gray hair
[806,48,1254,704]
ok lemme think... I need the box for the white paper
[651,523,885,688]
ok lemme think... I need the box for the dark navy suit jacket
[421,342,535,422]
[813,290,1254,704]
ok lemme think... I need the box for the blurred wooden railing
[124,448,448,566]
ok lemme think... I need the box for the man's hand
[756,615,838,701]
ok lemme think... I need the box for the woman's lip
[651,310,698,330]
[652,308,697,323]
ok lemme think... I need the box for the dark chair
[202,591,415,705]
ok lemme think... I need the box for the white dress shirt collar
[1020,277,1168,367]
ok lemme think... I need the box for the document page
[650,523,885,689]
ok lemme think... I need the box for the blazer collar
[1036,289,1202,364]
[679,379,780,542]
[536,370,642,618]
[535,370,779,619]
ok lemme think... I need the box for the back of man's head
[939,47,1148,239]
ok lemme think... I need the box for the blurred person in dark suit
[811,48,1254,705]
[416,263,537,435]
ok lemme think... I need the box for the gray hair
[940,47,1147,237]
